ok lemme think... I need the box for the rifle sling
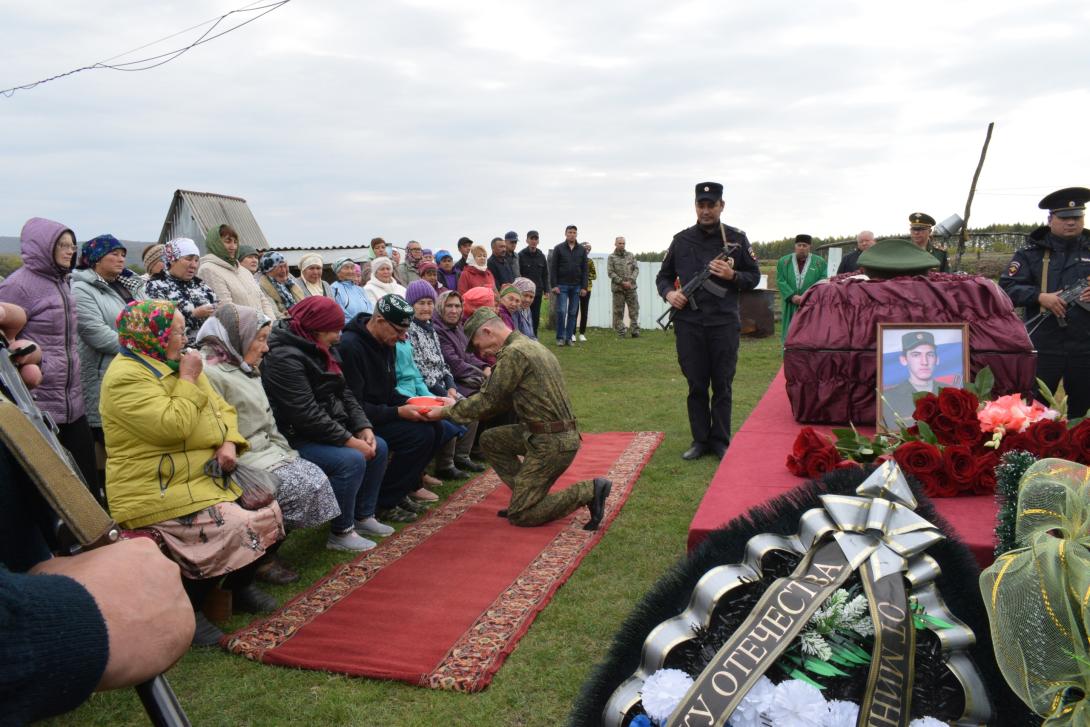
[0,397,118,549]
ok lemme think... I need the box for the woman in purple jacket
[0,217,99,497]
[433,290,488,473]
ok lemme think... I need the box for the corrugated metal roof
[158,189,268,249]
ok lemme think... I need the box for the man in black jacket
[548,225,589,346]
[338,295,444,520]
[488,237,517,287]
[656,182,761,461]
[517,229,549,334]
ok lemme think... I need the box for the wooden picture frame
[876,322,970,432]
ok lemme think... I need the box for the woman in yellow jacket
[100,299,284,646]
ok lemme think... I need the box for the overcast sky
[2,0,1089,252]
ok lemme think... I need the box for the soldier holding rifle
[656,182,760,461]
[1000,186,1090,418]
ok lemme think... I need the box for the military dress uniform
[909,212,948,273]
[999,187,1090,419]
[441,322,598,526]
[656,182,761,457]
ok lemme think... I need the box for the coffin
[783,272,1035,425]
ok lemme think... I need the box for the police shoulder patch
[1006,260,1021,276]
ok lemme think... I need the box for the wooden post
[956,122,995,272]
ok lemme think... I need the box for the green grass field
[48,328,784,727]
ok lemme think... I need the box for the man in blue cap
[1000,186,1090,418]
[656,182,761,460]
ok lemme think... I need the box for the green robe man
[776,234,827,342]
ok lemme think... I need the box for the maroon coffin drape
[783,272,1035,425]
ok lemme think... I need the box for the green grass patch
[48,328,783,727]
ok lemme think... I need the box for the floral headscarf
[79,234,126,269]
[163,238,200,268]
[259,251,285,273]
[116,299,180,370]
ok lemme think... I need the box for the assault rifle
[657,224,740,330]
[0,335,191,727]
[1025,277,1090,337]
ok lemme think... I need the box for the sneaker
[556,339,566,347]
[327,529,377,552]
[631,329,640,338]
[434,467,468,481]
[377,506,418,523]
[400,496,430,514]
[355,516,395,537]
[578,334,587,342]
[410,486,439,501]
[192,612,225,647]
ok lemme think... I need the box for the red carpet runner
[225,431,663,691]
[688,368,999,567]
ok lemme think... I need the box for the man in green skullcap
[428,307,612,529]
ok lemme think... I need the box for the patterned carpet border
[224,430,664,692]
[425,430,663,692]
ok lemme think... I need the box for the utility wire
[2,0,292,98]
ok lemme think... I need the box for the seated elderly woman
[330,257,372,322]
[196,303,341,585]
[363,256,406,303]
[403,281,478,481]
[297,253,333,299]
[257,251,305,318]
[99,300,284,647]
[433,290,488,474]
[260,296,393,551]
[145,238,217,341]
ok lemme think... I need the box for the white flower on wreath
[727,675,777,727]
[822,699,860,727]
[639,668,693,724]
[767,679,827,727]
[909,718,948,727]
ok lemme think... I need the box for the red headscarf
[288,296,345,374]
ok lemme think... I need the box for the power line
[2,0,292,98]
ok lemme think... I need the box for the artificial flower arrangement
[628,586,955,727]
[786,367,1090,498]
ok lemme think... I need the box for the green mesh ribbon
[980,458,1090,725]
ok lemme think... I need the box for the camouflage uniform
[607,250,639,335]
[441,332,594,526]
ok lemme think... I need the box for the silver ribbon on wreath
[603,461,993,727]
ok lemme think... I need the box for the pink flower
[977,394,1035,434]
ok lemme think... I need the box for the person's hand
[398,404,428,421]
[30,537,194,690]
[215,441,237,472]
[346,435,376,460]
[666,290,688,310]
[483,366,492,378]
[178,349,203,381]
[1039,292,1066,318]
[423,406,446,421]
[551,287,560,296]
[193,304,215,319]
[579,288,588,297]
[1080,279,1090,303]
[446,388,458,399]
[438,396,456,407]
[709,258,735,280]
[791,294,803,305]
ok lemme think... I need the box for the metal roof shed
[158,189,269,251]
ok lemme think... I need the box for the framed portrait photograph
[876,322,970,432]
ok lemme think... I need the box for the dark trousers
[372,419,442,508]
[58,415,102,505]
[578,289,592,334]
[530,291,543,335]
[1036,350,1090,419]
[674,319,740,447]
[182,560,260,610]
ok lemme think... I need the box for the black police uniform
[656,219,760,452]
[999,225,1090,418]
